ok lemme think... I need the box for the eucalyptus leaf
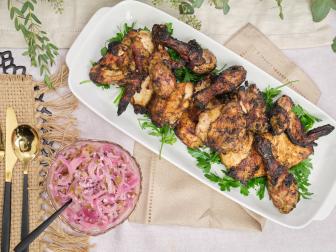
[179,2,195,14]
[189,0,204,8]
[332,37,336,52]
[311,0,331,22]
[223,0,230,15]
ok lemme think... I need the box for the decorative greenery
[42,0,64,14]
[8,0,59,87]
[289,159,314,199]
[187,147,267,199]
[138,116,177,158]
[275,0,284,19]
[292,104,321,131]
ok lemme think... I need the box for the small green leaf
[31,13,41,24]
[311,0,331,22]
[222,0,230,15]
[113,86,126,105]
[80,80,92,84]
[100,47,108,56]
[190,0,204,8]
[179,2,195,14]
[166,22,174,35]
[332,37,336,52]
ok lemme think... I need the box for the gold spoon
[12,125,40,252]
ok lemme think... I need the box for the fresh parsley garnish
[188,147,267,199]
[113,86,126,105]
[167,48,181,61]
[262,80,298,110]
[188,147,221,173]
[95,83,111,90]
[100,22,136,56]
[79,80,92,85]
[138,116,177,158]
[166,22,174,35]
[289,159,314,199]
[292,104,321,131]
[174,67,203,83]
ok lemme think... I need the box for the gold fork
[0,125,4,162]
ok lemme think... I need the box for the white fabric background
[3,14,336,252]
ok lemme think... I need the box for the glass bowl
[46,139,142,236]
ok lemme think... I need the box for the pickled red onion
[48,141,141,235]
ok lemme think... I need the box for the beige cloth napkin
[129,24,321,231]
[0,0,333,49]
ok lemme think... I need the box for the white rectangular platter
[66,0,336,229]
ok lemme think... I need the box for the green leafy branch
[187,147,267,199]
[8,0,59,87]
[138,116,177,158]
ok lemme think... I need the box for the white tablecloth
[4,15,336,252]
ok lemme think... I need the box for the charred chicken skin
[238,84,269,134]
[193,65,247,108]
[152,24,217,74]
[255,135,300,214]
[148,82,193,127]
[270,95,334,146]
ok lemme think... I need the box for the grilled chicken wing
[148,82,193,127]
[255,135,299,214]
[270,95,334,146]
[263,133,313,168]
[152,24,216,74]
[238,84,269,134]
[193,66,247,108]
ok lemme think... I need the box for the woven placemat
[0,74,40,251]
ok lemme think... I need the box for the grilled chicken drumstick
[255,135,300,214]
[193,65,247,108]
[152,24,217,74]
[270,95,334,146]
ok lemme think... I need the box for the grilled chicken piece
[131,76,153,114]
[117,72,145,115]
[174,77,214,148]
[255,135,299,214]
[196,101,248,154]
[149,46,177,98]
[175,106,203,148]
[152,24,216,74]
[148,82,193,127]
[270,95,334,146]
[193,66,247,108]
[263,133,313,168]
[220,133,266,183]
[89,42,133,84]
[238,84,269,134]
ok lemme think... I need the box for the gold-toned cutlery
[12,124,40,252]
[1,107,18,252]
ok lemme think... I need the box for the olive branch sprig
[8,0,59,87]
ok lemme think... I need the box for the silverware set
[1,107,40,252]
